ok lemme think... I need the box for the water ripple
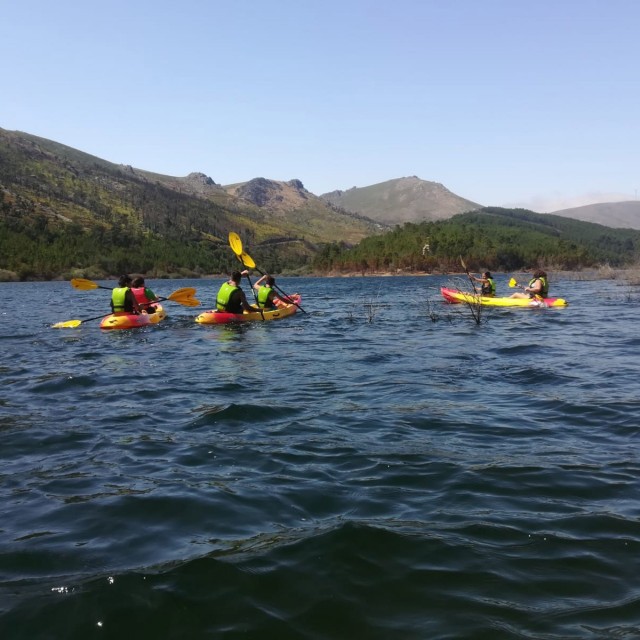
[2,278,640,637]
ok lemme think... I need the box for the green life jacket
[529,276,548,297]
[257,285,274,309]
[481,278,496,296]
[216,282,238,311]
[111,287,129,312]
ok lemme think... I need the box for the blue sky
[3,0,638,212]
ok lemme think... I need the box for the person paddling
[510,269,549,299]
[472,271,496,297]
[216,270,255,314]
[111,275,142,314]
[253,274,283,309]
[131,276,159,314]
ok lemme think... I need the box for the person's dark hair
[231,271,242,283]
[132,277,144,287]
[118,274,132,287]
[483,272,491,278]
[533,269,547,278]
[266,276,275,287]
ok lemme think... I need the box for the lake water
[1,275,639,639]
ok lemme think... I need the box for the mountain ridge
[320,176,483,225]
[549,201,640,230]
[0,127,384,248]
[2,126,638,281]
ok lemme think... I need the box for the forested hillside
[0,128,381,280]
[312,208,640,274]
[2,128,639,281]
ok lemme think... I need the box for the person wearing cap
[472,271,496,297]
[216,270,255,314]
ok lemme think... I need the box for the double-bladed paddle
[71,278,198,303]
[71,278,199,302]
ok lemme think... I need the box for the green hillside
[312,207,640,273]
[2,128,639,281]
[0,128,380,280]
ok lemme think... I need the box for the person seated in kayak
[131,276,159,314]
[510,269,549,299]
[216,270,256,314]
[111,274,142,314]
[471,271,496,296]
[253,274,283,309]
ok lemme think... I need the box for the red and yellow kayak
[440,287,568,308]
[100,304,167,330]
[195,295,301,325]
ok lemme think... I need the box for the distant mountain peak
[320,176,481,225]
[185,172,219,188]
[227,177,310,209]
[550,201,640,230]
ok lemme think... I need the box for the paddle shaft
[241,270,266,320]
[56,312,111,327]
[459,257,479,296]
[80,313,112,323]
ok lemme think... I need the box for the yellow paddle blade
[70,278,99,290]
[240,251,256,269]
[167,288,200,307]
[52,319,83,328]
[178,298,201,307]
[228,232,243,256]
[167,287,196,299]
[508,278,518,288]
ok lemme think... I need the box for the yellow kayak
[195,295,301,324]
[441,287,568,308]
[100,304,167,329]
